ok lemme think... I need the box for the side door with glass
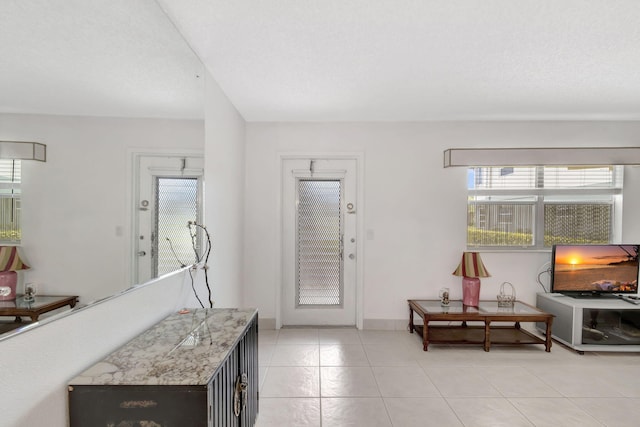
[281,158,358,326]
[134,154,203,284]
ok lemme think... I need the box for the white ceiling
[3,1,640,122]
[0,0,204,120]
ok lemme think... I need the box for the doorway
[281,158,359,326]
[133,154,204,284]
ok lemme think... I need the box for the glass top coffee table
[0,295,78,322]
[408,300,554,352]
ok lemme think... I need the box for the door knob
[138,251,147,256]
[349,253,355,260]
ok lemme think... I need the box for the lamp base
[0,271,17,301]
[462,276,481,306]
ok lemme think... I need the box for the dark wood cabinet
[68,308,258,426]
[210,314,259,426]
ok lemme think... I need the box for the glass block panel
[297,180,342,306]
[544,204,611,246]
[155,177,200,277]
[467,200,534,247]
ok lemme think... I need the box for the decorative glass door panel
[296,179,343,307]
[155,177,200,277]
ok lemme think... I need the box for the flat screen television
[550,244,639,296]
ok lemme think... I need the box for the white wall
[202,72,246,308]
[0,270,193,427]
[0,113,203,303]
[244,121,640,327]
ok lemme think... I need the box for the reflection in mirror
[0,0,205,338]
[133,154,204,285]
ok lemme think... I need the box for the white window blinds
[470,166,622,191]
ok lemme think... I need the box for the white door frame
[128,149,204,286]
[276,152,365,329]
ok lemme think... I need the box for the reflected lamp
[0,246,30,301]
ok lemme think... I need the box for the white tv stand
[536,292,640,354]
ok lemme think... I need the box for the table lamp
[0,246,30,301]
[452,252,490,306]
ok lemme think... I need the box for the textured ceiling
[160,0,640,121]
[0,0,204,119]
[2,1,640,122]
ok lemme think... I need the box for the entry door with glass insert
[282,158,357,326]
[135,155,203,284]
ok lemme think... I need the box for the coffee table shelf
[408,300,553,352]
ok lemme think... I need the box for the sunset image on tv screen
[553,245,639,292]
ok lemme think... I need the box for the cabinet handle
[234,373,248,417]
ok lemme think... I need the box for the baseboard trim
[260,317,409,330]
[259,318,276,330]
[362,318,408,331]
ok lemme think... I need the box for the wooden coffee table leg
[422,318,429,351]
[484,320,491,352]
[409,306,414,333]
[545,318,553,352]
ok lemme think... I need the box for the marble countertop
[69,308,258,386]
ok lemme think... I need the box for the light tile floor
[255,328,640,426]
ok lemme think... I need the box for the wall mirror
[0,0,205,338]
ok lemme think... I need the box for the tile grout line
[317,340,323,427]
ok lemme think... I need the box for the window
[467,166,622,249]
[0,160,21,243]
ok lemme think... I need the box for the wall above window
[444,147,640,168]
[0,141,46,162]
